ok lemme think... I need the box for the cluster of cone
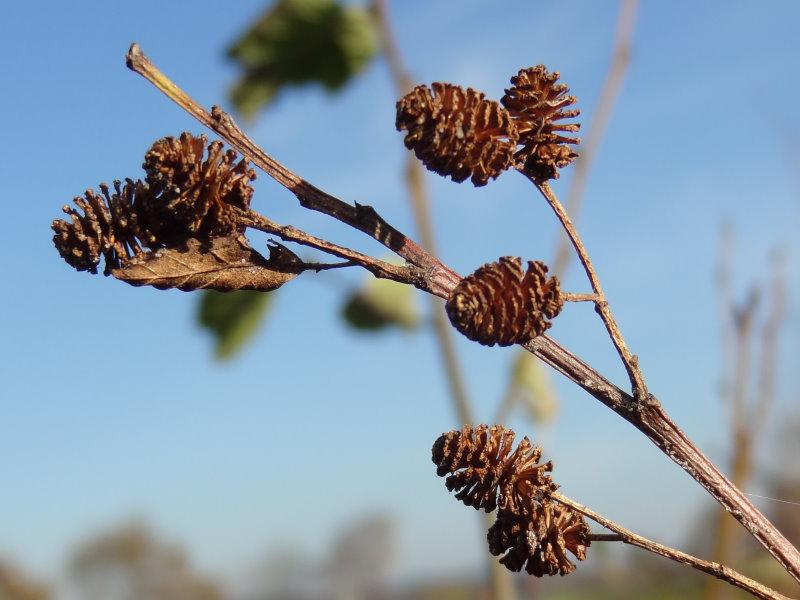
[396,65,580,186]
[432,425,590,576]
[52,133,255,275]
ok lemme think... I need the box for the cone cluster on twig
[432,425,590,577]
[445,257,563,347]
[396,65,580,185]
[52,133,256,276]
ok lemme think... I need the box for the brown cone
[143,132,256,244]
[446,257,563,347]
[52,180,153,276]
[396,83,518,187]
[432,425,557,513]
[501,66,580,182]
[488,502,590,576]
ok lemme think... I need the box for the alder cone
[52,180,155,275]
[488,503,591,576]
[446,257,562,347]
[432,425,557,513]
[395,83,518,186]
[501,65,580,182]
[143,132,256,244]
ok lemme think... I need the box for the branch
[125,43,800,584]
[552,493,794,600]
[535,179,648,402]
[237,208,415,284]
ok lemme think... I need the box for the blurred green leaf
[197,290,273,360]
[227,0,379,117]
[509,351,559,426]
[341,277,419,332]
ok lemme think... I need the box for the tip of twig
[126,43,142,70]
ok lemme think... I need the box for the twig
[562,292,599,302]
[552,0,638,278]
[125,43,800,584]
[535,179,648,402]
[238,208,414,283]
[551,492,794,600]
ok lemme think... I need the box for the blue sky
[1,0,799,589]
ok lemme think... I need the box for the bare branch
[552,493,794,600]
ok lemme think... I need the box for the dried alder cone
[488,501,590,576]
[433,425,590,577]
[52,132,303,292]
[432,425,557,513]
[395,83,518,186]
[143,132,256,243]
[501,66,580,182]
[446,257,563,347]
[396,65,579,185]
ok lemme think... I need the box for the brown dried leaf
[113,235,304,292]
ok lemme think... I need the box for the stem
[535,179,648,402]
[239,209,413,283]
[551,493,793,600]
[125,43,800,585]
[562,292,599,302]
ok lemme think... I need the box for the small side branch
[534,179,648,403]
[551,493,794,600]
[238,209,416,284]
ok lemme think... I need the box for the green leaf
[197,289,273,360]
[340,277,419,332]
[227,0,379,117]
[509,351,559,426]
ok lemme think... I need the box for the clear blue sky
[1,0,798,589]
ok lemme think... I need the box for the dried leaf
[227,0,378,117]
[197,289,273,361]
[341,276,419,332]
[113,235,304,292]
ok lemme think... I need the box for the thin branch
[552,493,794,600]
[552,0,638,278]
[535,179,648,402]
[562,292,600,303]
[125,43,800,584]
[238,208,414,284]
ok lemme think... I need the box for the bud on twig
[446,257,563,346]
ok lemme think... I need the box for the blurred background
[1,1,799,598]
